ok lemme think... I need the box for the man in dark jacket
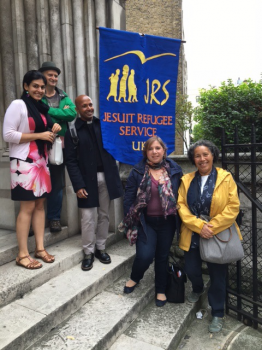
[65,95,123,271]
[39,61,77,233]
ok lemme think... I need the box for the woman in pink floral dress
[3,70,61,269]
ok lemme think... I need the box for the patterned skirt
[10,155,51,201]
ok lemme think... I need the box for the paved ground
[177,297,262,350]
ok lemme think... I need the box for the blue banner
[99,27,181,165]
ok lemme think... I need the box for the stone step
[0,227,70,266]
[176,297,261,350]
[0,231,124,308]
[0,227,124,267]
[109,276,209,350]
[0,239,136,350]
[28,266,155,350]
[27,270,209,350]
[0,235,82,308]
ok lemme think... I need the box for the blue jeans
[184,247,227,317]
[131,215,176,294]
[47,162,65,221]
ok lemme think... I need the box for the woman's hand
[52,123,61,134]
[39,131,56,142]
[20,129,60,144]
[200,223,213,239]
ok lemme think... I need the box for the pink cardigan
[3,99,32,160]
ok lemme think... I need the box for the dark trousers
[184,247,227,317]
[131,215,176,294]
[47,162,65,221]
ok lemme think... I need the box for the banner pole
[96,27,186,43]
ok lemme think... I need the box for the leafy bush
[193,79,262,147]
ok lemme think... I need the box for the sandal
[16,255,42,269]
[35,249,55,263]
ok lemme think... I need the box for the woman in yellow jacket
[178,140,241,333]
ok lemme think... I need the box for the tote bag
[49,136,63,165]
[199,215,244,264]
[166,254,187,303]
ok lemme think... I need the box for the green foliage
[193,79,262,147]
[192,122,204,141]
[175,93,194,150]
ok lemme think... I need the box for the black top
[86,122,104,172]
[64,116,123,208]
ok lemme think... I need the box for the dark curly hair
[142,136,167,159]
[188,140,220,165]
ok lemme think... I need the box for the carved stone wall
[0,1,126,151]
[0,0,126,231]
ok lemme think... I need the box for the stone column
[0,53,4,152]
[107,0,126,231]
[24,0,39,70]
[49,0,65,88]
[0,1,18,224]
[61,0,76,100]
[11,0,28,98]
[60,0,77,235]
[94,0,108,115]
[109,197,124,238]
[94,0,107,77]
[108,0,126,30]
[72,0,87,95]
[36,0,51,64]
[63,170,80,236]
[0,0,16,109]
[84,0,99,112]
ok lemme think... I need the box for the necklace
[150,168,163,180]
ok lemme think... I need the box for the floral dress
[10,114,51,201]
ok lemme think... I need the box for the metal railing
[221,126,262,329]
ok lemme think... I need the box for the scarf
[146,158,163,170]
[187,167,217,248]
[21,92,52,157]
[118,159,177,245]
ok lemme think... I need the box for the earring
[26,90,29,94]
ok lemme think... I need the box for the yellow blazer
[178,167,242,252]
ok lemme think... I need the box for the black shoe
[155,298,167,307]
[95,249,111,264]
[49,220,62,233]
[81,253,94,271]
[123,283,138,294]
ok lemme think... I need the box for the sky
[183,0,262,105]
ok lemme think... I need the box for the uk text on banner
[99,27,181,165]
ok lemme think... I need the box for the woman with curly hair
[178,140,242,333]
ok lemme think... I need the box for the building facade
[125,0,187,154]
[0,0,186,231]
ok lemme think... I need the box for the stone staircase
[0,227,208,350]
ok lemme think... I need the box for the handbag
[166,254,187,303]
[199,215,244,264]
[49,136,63,165]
